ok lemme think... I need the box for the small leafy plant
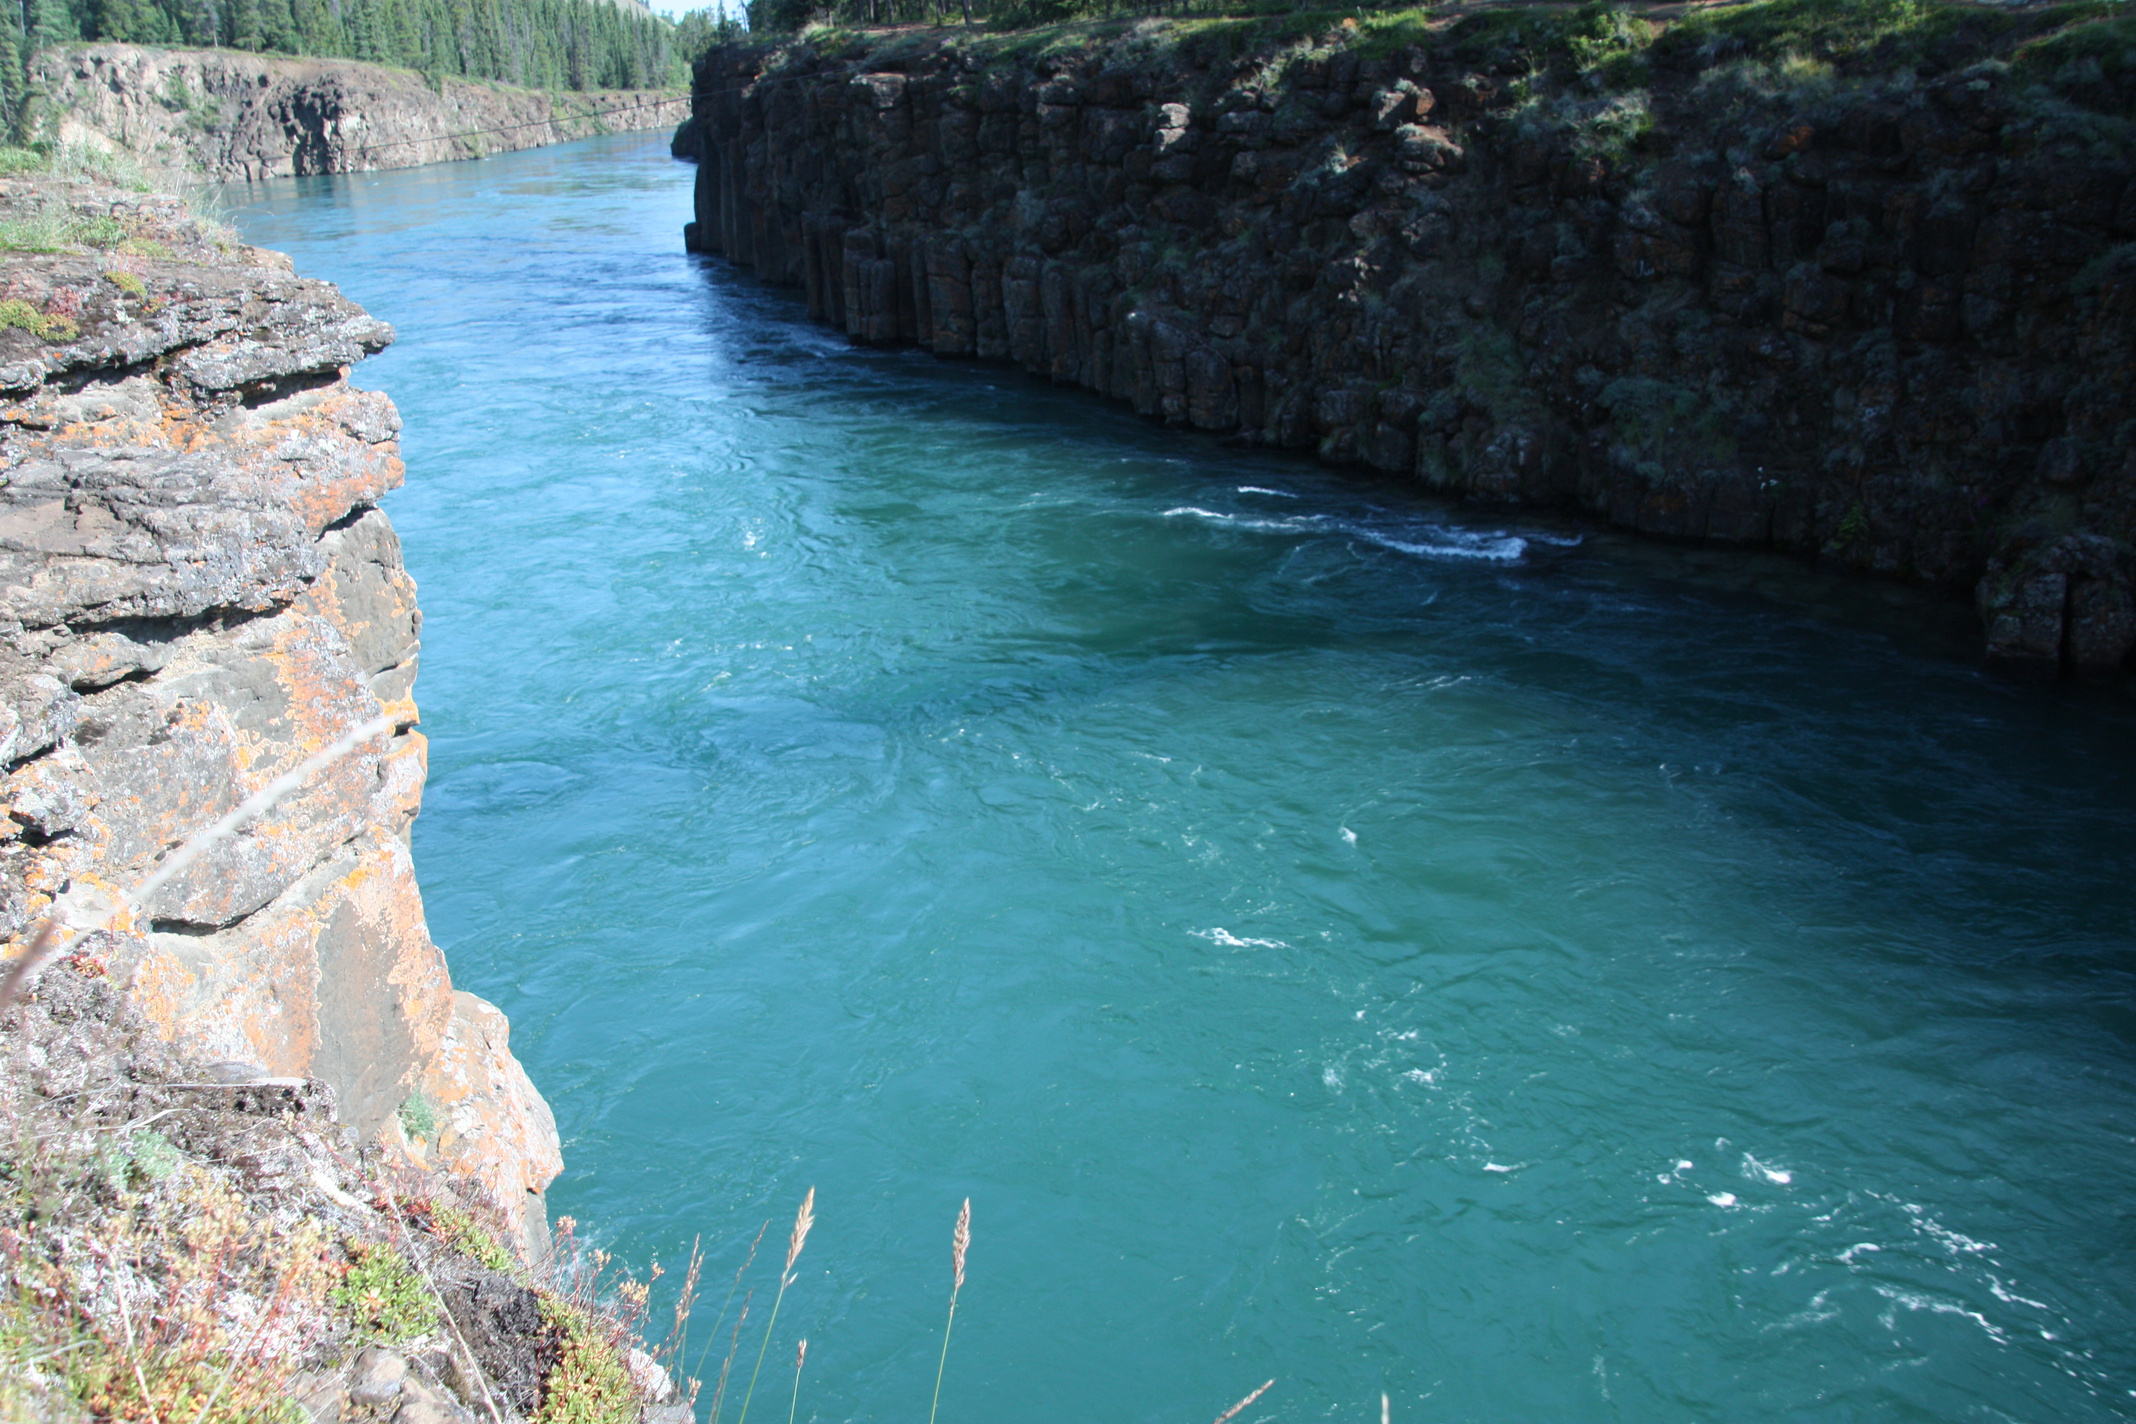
[333,1242,438,1344]
[397,1090,440,1141]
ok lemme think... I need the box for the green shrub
[332,1244,438,1345]
[1566,2,1655,85]
[432,1203,520,1275]
[534,1295,636,1424]
[49,142,151,193]
[2013,12,2136,111]
[1573,91,1655,163]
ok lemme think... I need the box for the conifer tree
[10,0,705,95]
[0,0,28,139]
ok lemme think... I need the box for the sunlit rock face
[33,42,687,183]
[0,174,560,1256]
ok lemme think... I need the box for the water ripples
[233,135,2136,1424]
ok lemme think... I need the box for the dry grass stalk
[786,1338,807,1424]
[1212,1379,1275,1424]
[697,1219,769,1411]
[737,1187,813,1424]
[660,1235,706,1400]
[708,1290,751,1424]
[927,1198,971,1424]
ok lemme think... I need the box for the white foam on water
[1161,504,1530,563]
[1236,485,1298,498]
[1916,1213,1996,1258]
[1742,1153,1794,1186]
[1708,1192,1739,1208]
[1163,507,1333,537]
[1358,527,1528,562]
[1190,927,1289,949]
[1341,826,1358,845]
[1989,1278,2052,1312]
[1767,1289,1841,1333]
[1873,1285,2010,1345]
[1484,1162,1520,1173]
[1839,1242,1882,1266]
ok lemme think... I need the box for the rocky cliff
[678,6,2136,679]
[36,43,689,182]
[0,166,561,1256]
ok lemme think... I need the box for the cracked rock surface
[0,170,560,1256]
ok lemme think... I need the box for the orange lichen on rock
[421,991,566,1260]
[0,172,559,1253]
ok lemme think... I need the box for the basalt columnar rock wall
[0,172,560,1253]
[36,42,689,182]
[679,14,2136,677]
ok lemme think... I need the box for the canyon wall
[679,12,2136,678]
[35,42,689,182]
[0,170,559,1254]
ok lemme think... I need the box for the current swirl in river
[234,133,2136,1424]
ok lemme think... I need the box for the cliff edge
[680,4,2136,679]
[35,43,689,182]
[0,164,561,1255]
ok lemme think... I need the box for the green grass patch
[71,215,125,248]
[1654,0,2098,75]
[2012,10,2136,109]
[0,208,129,254]
[0,299,78,343]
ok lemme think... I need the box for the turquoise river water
[232,133,2136,1424]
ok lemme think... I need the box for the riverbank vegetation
[740,0,2136,126]
[0,960,684,1423]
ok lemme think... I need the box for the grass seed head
[784,1188,815,1277]
[1212,1379,1275,1424]
[951,1198,970,1292]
